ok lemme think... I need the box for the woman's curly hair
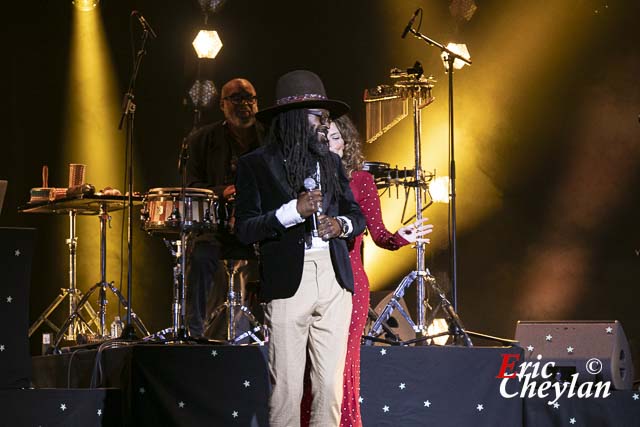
[333,115,365,178]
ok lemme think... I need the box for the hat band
[276,93,327,106]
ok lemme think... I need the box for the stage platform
[2,344,637,426]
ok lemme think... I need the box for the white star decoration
[97,409,102,416]
[424,400,431,407]
[0,345,5,352]
[139,387,145,394]
[60,403,67,411]
[178,401,185,408]
[545,334,553,342]
[382,405,390,413]
[570,418,576,424]
[399,383,406,390]
[243,380,250,388]
[211,350,218,357]
[380,348,387,356]
[527,345,534,352]
[553,402,560,409]
[358,396,364,404]
[633,393,639,401]
[567,346,574,354]
[476,404,484,411]
[6,296,12,303]
[14,249,21,256]
[606,327,613,334]
[232,411,239,418]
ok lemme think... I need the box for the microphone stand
[117,26,153,340]
[176,137,190,340]
[406,27,471,312]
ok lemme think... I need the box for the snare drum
[141,187,218,235]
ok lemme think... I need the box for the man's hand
[317,214,341,241]
[223,185,236,201]
[296,190,323,218]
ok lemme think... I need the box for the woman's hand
[398,218,433,243]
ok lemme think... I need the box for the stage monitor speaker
[515,320,633,390]
[0,227,36,389]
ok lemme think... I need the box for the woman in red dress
[333,116,432,426]
[301,116,432,426]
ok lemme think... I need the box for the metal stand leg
[142,238,191,343]
[29,210,99,339]
[207,259,266,345]
[49,204,149,349]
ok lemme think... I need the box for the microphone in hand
[302,177,322,237]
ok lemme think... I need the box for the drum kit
[23,185,265,350]
[140,187,266,345]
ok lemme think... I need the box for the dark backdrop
[2,0,639,374]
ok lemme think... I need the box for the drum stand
[29,211,99,339]
[206,259,267,345]
[146,233,209,343]
[156,237,189,340]
[51,203,149,348]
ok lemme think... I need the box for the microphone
[401,9,420,39]
[303,177,319,237]
[132,11,157,39]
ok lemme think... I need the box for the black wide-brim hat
[256,70,350,123]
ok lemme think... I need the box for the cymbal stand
[28,210,99,339]
[207,260,267,345]
[51,203,149,349]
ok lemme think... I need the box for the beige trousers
[265,250,352,427]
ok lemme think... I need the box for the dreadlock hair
[333,115,365,178]
[264,108,342,201]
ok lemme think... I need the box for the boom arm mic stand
[117,16,154,340]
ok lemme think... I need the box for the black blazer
[234,143,365,301]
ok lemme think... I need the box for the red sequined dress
[340,170,409,426]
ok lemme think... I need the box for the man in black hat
[235,70,365,426]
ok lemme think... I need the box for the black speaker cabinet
[0,227,36,389]
[515,320,633,390]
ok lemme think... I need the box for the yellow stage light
[63,5,124,317]
[429,176,450,204]
[192,30,223,59]
[441,43,471,70]
[426,318,450,345]
[72,0,99,12]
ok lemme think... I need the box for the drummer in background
[184,78,263,338]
